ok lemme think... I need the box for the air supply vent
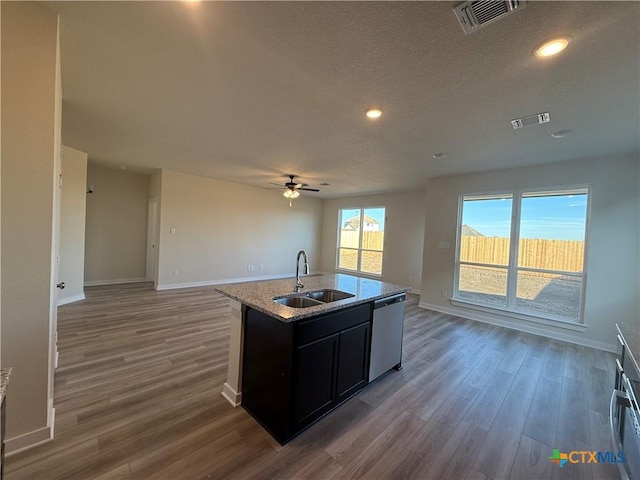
[511,112,550,130]
[454,0,527,35]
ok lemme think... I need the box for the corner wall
[420,154,640,351]
[1,1,59,448]
[320,191,425,292]
[156,169,323,289]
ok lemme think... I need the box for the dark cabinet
[336,322,370,403]
[242,302,372,444]
[295,333,338,427]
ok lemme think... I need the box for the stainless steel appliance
[369,293,405,382]
[611,325,640,479]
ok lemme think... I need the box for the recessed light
[120,165,127,170]
[432,152,448,159]
[534,35,572,58]
[366,108,383,119]
[551,129,572,139]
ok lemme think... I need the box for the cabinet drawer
[296,303,372,346]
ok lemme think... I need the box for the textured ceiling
[47,1,639,197]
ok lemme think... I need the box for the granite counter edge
[215,287,410,323]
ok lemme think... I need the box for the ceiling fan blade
[268,182,285,187]
[294,183,309,188]
[299,187,320,192]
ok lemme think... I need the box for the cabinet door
[336,322,370,403]
[295,333,339,428]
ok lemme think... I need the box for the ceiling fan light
[283,189,300,199]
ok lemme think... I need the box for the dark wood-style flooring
[6,283,618,479]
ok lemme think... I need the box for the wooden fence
[460,236,584,272]
[340,230,384,250]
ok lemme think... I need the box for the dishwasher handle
[374,294,406,309]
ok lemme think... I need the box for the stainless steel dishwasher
[369,293,406,382]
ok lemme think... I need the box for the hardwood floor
[5,283,618,479]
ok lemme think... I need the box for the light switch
[170,227,176,234]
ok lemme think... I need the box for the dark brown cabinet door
[295,333,339,427]
[336,322,370,403]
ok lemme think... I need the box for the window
[455,187,589,323]
[337,207,385,275]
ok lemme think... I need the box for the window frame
[335,206,386,277]
[452,185,591,325]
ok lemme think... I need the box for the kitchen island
[215,273,409,443]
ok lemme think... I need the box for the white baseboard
[57,293,85,306]
[5,425,52,456]
[418,301,617,353]
[84,277,148,287]
[221,383,242,407]
[156,273,294,291]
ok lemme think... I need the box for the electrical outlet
[441,290,448,299]
[247,265,255,271]
[438,242,451,249]
[170,227,176,234]
[173,268,179,276]
[258,265,264,270]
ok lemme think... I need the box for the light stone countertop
[0,368,12,404]
[215,273,410,322]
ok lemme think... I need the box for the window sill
[334,268,382,279]
[450,298,588,332]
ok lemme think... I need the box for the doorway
[146,197,159,285]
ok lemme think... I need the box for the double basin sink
[274,289,355,308]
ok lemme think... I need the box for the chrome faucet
[295,250,309,292]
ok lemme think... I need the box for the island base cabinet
[242,303,372,444]
[241,307,295,443]
[336,322,370,403]
[295,333,339,428]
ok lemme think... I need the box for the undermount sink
[274,296,324,308]
[305,289,355,303]
[273,289,355,308]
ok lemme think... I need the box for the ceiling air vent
[511,112,550,130]
[454,0,527,35]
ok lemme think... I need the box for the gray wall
[320,191,426,293]
[156,169,323,289]
[1,1,59,446]
[84,163,150,285]
[420,153,640,351]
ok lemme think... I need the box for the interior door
[146,197,159,283]
[51,150,63,369]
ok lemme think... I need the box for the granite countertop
[0,368,12,404]
[617,319,640,378]
[215,273,410,322]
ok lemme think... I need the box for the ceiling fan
[269,175,319,206]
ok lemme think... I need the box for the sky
[341,207,386,230]
[462,193,588,240]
